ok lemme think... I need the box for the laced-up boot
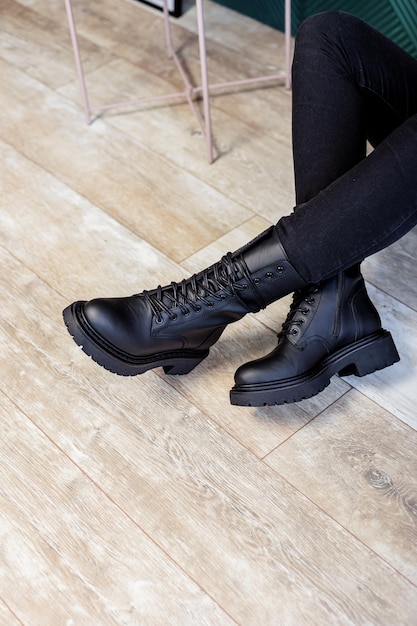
[230,265,400,406]
[63,226,306,376]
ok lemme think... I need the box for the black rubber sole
[230,330,400,407]
[62,302,209,376]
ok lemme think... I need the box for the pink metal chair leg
[64,0,92,124]
[161,0,212,155]
[193,0,291,161]
[162,0,174,59]
[65,0,292,163]
[196,0,214,163]
[285,0,292,89]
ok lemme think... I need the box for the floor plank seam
[365,278,417,315]
[0,388,239,624]
[259,456,417,590]
[3,1,417,619]
[260,388,354,461]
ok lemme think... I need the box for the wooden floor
[1,0,417,623]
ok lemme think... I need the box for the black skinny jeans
[276,11,417,284]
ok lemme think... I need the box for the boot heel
[162,351,209,375]
[339,331,400,377]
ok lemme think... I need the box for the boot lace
[141,253,249,323]
[279,285,319,337]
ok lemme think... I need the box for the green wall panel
[213,0,417,57]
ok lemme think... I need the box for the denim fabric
[276,11,417,283]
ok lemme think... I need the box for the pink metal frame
[64,0,292,163]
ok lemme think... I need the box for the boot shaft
[337,265,382,340]
[285,266,382,350]
[236,226,306,310]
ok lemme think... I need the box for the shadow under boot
[230,266,400,406]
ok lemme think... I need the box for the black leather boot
[230,266,400,406]
[63,226,305,376]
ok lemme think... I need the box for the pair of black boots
[63,226,399,406]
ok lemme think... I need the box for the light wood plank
[265,388,417,585]
[30,0,288,82]
[363,229,417,311]
[0,58,253,263]
[32,0,295,217]
[86,0,293,142]
[0,1,115,89]
[0,391,234,625]
[2,1,417,622]
[343,283,417,430]
[0,138,189,298]
[4,0,296,229]
[13,0,38,6]
[49,0,294,146]
[58,55,295,221]
[0,247,416,625]
[30,0,164,55]
[0,600,21,626]
[178,0,290,69]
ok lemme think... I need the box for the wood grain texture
[1,0,417,623]
[42,0,296,218]
[0,138,193,298]
[0,1,115,89]
[0,600,21,626]
[344,283,417,430]
[363,229,417,311]
[0,392,234,625]
[58,57,295,221]
[0,57,253,263]
[265,388,417,585]
[178,0,290,70]
[0,247,416,624]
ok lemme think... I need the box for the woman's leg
[278,12,417,282]
[292,11,417,205]
[277,108,417,283]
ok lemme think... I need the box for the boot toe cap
[234,342,309,387]
[234,358,275,386]
[82,297,150,355]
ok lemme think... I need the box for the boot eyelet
[291,328,298,335]
[302,307,310,315]
[183,308,190,316]
[265,272,273,279]
[277,266,284,273]
[254,278,261,285]
[207,302,214,308]
[298,319,305,325]
[242,284,249,290]
[155,316,163,325]
[170,314,178,321]
[219,294,227,300]
[195,305,202,312]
